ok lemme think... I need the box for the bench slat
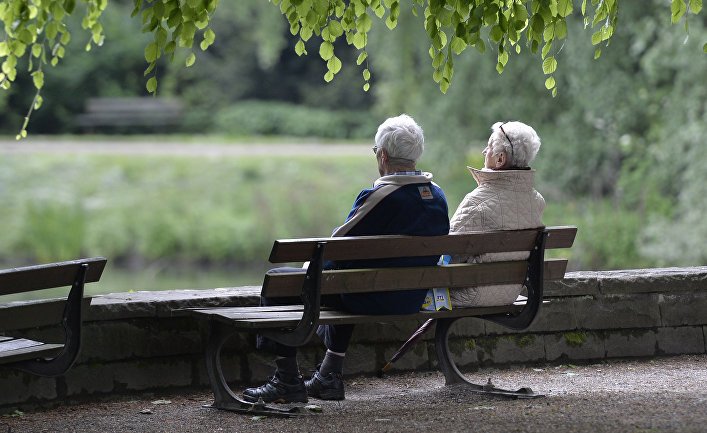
[0,257,107,296]
[189,304,522,328]
[269,226,577,263]
[0,338,63,364]
[262,258,567,298]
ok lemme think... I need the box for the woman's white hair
[374,114,424,163]
[489,121,541,168]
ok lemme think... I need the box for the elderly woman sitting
[449,121,545,307]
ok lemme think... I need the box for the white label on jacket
[418,186,433,200]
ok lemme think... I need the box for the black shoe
[242,372,308,404]
[305,370,345,400]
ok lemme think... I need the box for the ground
[3,354,706,433]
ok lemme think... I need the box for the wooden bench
[75,97,183,131]
[186,226,576,416]
[0,258,107,377]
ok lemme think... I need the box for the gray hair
[489,121,541,168]
[374,114,424,163]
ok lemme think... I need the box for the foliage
[1,0,704,137]
[213,100,377,139]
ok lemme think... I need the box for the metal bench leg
[203,322,306,417]
[434,318,543,399]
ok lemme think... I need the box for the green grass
[0,151,377,267]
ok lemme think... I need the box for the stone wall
[1,267,706,411]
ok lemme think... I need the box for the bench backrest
[262,226,576,298]
[0,258,107,297]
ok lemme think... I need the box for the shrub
[213,101,377,139]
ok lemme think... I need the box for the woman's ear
[494,151,507,169]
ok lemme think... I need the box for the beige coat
[448,167,545,307]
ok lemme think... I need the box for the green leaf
[356,51,367,65]
[591,30,603,45]
[295,39,307,56]
[432,51,444,68]
[363,82,370,91]
[145,42,158,62]
[490,25,504,43]
[31,71,44,89]
[356,13,373,33]
[324,70,334,82]
[689,0,703,13]
[186,52,196,67]
[671,0,687,23]
[146,76,157,93]
[544,76,556,89]
[594,48,602,59]
[450,36,466,55]
[362,68,371,80]
[542,56,557,74]
[328,20,344,37]
[319,41,334,60]
[204,28,216,44]
[557,0,573,17]
[327,55,342,74]
[31,44,42,58]
[18,29,34,45]
[352,32,366,49]
[703,42,707,53]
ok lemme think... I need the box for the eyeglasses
[372,145,379,155]
[498,122,515,163]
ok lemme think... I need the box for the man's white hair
[374,114,424,163]
[489,121,541,168]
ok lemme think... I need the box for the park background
[0,0,705,298]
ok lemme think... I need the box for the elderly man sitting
[243,114,450,404]
[449,121,545,307]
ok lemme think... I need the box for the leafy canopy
[1,0,704,139]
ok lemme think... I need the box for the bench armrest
[258,242,326,347]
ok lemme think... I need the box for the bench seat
[0,337,63,364]
[187,303,523,328]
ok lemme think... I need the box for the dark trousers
[256,267,428,358]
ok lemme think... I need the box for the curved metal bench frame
[434,230,548,398]
[202,243,326,416]
[10,264,88,377]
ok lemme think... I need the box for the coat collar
[467,167,536,191]
[374,171,434,187]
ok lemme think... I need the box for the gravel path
[0,138,370,157]
[3,355,706,433]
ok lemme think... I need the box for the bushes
[213,101,377,139]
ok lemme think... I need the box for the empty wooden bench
[75,97,183,131]
[186,226,576,416]
[0,258,107,377]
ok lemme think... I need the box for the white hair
[489,121,541,168]
[374,114,424,162]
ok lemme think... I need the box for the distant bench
[183,226,577,416]
[75,97,183,131]
[0,258,107,377]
